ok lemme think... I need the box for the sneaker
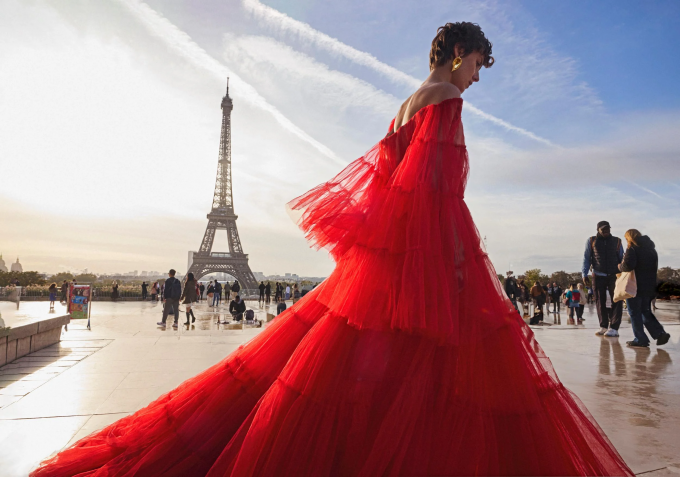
[172,322,178,329]
[157,322,166,327]
[626,340,649,348]
[604,329,619,337]
[656,332,671,346]
[595,328,608,336]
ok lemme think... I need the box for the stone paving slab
[0,300,676,476]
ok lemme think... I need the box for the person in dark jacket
[213,280,222,307]
[582,220,625,337]
[265,282,271,304]
[158,269,182,328]
[181,273,198,325]
[141,282,148,300]
[550,283,563,313]
[231,280,240,300]
[504,271,519,313]
[258,281,266,304]
[229,295,246,321]
[620,229,671,348]
[199,282,205,302]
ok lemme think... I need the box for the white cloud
[116,0,342,164]
[241,0,554,146]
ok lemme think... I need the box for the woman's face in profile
[453,50,485,93]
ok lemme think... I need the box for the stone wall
[0,314,70,367]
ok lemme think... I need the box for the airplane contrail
[117,0,342,165]
[243,0,554,147]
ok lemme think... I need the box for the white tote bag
[613,271,637,302]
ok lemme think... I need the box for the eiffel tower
[187,81,257,289]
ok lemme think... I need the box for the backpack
[245,309,255,321]
[170,278,182,300]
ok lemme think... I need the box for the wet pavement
[0,300,678,476]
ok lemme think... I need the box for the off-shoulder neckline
[386,97,463,139]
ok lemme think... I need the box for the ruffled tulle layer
[32,290,631,476]
[32,98,632,476]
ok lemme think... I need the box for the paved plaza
[0,299,678,476]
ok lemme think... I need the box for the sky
[1,0,679,278]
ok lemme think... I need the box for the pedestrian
[530,281,546,315]
[504,271,519,313]
[199,282,205,302]
[160,282,165,301]
[151,281,158,301]
[577,283,587,321]
[620,229,671,348]
[60,280,68,303]
[231,280,240,300]
[213,280,222,307]
[258,281,265,304]
[516,280,529,316]
[158,269,182,328]
[276,299,286,316]
[587,286,594,304]
[293,284,301,303]
[265,281,271,304]
[550,282,562,313]
[111,281,119,301]
[565,283,583,324]
[207,282,215,304]
[285,284,291,300]
[583,220,625,337]
[141,281,148,300]
[229,295,246,321]
[181,272,197,325]
[48,282,57,309]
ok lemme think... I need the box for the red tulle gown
[33,98,633,476]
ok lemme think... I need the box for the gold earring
[451,56,462,72]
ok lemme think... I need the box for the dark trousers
[626,296,665,345]
[510,297,519,314]
[259,291,265,302]
[568,305,584,320]
[142,290,147,300]
[162,298,180,324]
[593,274,623,330]
[552,297,560,312]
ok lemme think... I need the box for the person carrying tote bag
[613,270,636,302]
[619,229,670,348]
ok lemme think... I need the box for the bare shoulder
[419,82,461,103]
[394,82,461,131]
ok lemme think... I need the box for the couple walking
[34,22,633,476]
[583,221,670,347]
[157,270,197,328]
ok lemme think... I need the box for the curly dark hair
[429,22,494,71]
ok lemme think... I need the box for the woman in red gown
[33,22,633,476]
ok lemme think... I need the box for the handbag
[613,271,637,302]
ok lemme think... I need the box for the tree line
[497,267,680,297]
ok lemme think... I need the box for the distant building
[253,271,266,281]
[187,251,196,274]
[0,254,7,272]
[11,258,23,273]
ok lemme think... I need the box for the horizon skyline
[1,0,679,277]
